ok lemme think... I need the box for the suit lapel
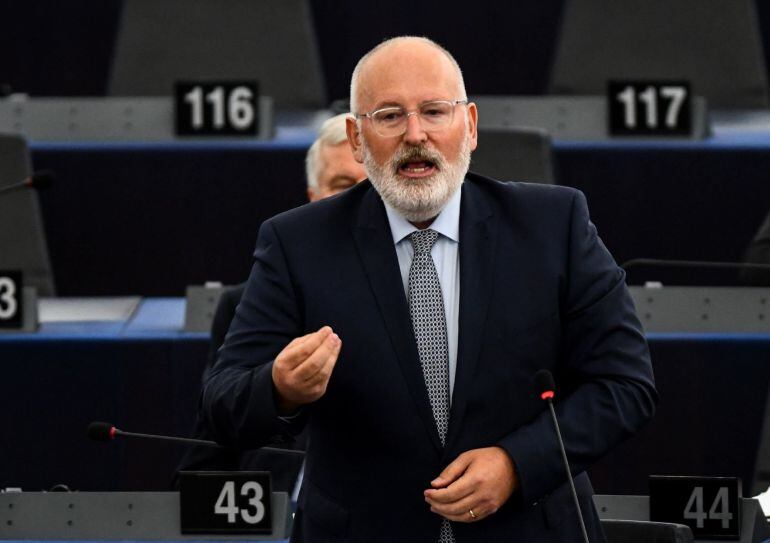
[351,187,445,454]
[445,178,497,453]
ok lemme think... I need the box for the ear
[467,102,479,152]
[346,116,365,163]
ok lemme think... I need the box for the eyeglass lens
[371,101,454,135]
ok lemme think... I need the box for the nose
[402,112,427,145]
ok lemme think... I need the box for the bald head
[344,36,477,225]
[349,36,467,115]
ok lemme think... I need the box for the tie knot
[410,229,439,255]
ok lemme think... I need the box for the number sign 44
[649,475,741,539]
[684,486,733,529]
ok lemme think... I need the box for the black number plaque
[0,270,22,329]
[609,80,691,136]
[650,475,741,540]
[175,81,259,136]
[179,471,273,535]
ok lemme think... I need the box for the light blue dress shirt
[383,185,462,399]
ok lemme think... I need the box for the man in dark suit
[203,36,656,542]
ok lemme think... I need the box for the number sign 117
[608,81,691,136]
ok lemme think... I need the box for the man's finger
[430,453,472,488]
[428,493,482,521]
[293,332,341,381]
[303,340,342,398]
[424,475,475,504]
[299,338,342,391]
[430,507,482,524]
[277,326,333,370]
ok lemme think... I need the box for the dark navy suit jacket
[202,173,657,542]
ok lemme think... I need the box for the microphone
[0,170,56,196]
[534,370,590,543]
[87,421,305,457]
[621,257,770,288]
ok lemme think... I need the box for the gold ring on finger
[468,509,477,519]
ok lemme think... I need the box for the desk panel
[32,141,311,297]
[590,333,770,496]
[557,137,770,281]
[0,299,208,492]
[31,134,770,296]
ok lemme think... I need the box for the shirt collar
[383,181,462,245]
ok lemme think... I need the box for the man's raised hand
[272,326,341,414]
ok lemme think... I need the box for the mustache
[391,145,445,171]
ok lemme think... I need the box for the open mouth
[397,159,437,178]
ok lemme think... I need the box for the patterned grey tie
[408,229,455,543]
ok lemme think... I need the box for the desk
[591,332,770,496]
[558,133,770,285]
[0,491,291,541]
[0,299,208,491]
[1,299,768,496]
[30,130,770,296]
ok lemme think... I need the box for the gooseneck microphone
[534,370,590,543]
[0,170,56,196]
[87,421,305,456]
[621,257,770,273]
[88,421,220,447]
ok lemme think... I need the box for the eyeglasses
[355,100,468,137]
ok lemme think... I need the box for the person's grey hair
[306,113,353,190]
[349,36,467,115]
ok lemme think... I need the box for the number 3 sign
[0,271,22,329]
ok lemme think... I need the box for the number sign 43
[179,471,273,534]
[214,480,266,524]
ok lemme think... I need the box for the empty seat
[0,134,55,295]
[550,0,768,108]
[109,0,326,109]
[472,127,555,184]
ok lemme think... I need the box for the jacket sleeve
[497,190,658,504]
[201,219,306,449]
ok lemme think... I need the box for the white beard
[362,134,472,223]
